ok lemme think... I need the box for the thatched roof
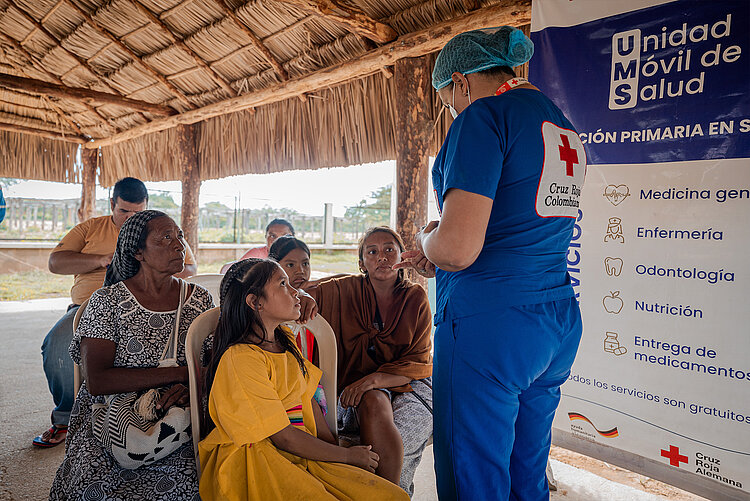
[0,0,530,185]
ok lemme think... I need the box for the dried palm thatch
[0,0,530,184]
[0,129,78,181]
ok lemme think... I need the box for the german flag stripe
[568,412,619,437]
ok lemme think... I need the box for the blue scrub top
[432,89,586,323]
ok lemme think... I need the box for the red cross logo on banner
[660,445,688,467]
[558,134,579,177]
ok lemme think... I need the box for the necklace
[495,77,530,96]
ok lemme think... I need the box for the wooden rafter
[131,1,237,97]
[41,0,66,23]
[0,46,84,135]
[86,0,532,149]
[0,31,115,133]
[6,2,148,130]
[275,0,397,43]
[0,120,85,142]
[0,73,176,116]
[263,15,314,43]
[86,25,151,64]
[61,0,194,109]
[159,0,196,20]
[9,1,119,96]
[43,96,85,135]
[212,0,289,81]
[202,16,314,72]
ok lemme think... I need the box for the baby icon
[604,217,625,243]
[604,332,627,356]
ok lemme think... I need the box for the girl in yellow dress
[199,258,409,501]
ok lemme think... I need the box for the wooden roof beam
[61,0,194,109]
[275,0,397,44]
[0,120,85,143]
[213,0,289,81]
[0,73,176,115]
[131,1,237,97]
[0,43,84,135]
[159,0,196,20]
[0,30,116,133]
[41,0,66,23]
[86,0,531,149]
[262,15,314,44]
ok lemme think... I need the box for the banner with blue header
[531,0,749,165]
[530,1,750,499]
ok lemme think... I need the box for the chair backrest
[71,298,90,396]
[284,315,338,439]
[186,274,223,306]
[185,306,220,475]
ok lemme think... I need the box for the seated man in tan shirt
[33,177,197,447]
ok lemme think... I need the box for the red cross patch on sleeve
[535,121,587,218]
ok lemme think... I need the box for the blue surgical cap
[432,26,534,90]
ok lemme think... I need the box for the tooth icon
[605,257,623,277]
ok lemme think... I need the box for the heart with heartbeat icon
[603,185,630,206]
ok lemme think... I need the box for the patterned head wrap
[219,258,265,306]
[104,210,168,286]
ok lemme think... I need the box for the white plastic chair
[186,274,223,305]
[185,306,220,476]
[185,308,339,473]
[284,315,339,439]
[71,298,90,396]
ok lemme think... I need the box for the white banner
[531,1,750,499]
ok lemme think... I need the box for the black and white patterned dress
[49,281,214,501]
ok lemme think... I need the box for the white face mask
[448,81,471,119]
[448,83,459,119]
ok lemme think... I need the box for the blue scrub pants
[41,305,79,427]
[433,297,582,501]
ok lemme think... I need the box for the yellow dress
[199,342,409,501]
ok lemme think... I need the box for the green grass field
[0,251,359,301]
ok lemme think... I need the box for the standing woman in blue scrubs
[398,27,586,500]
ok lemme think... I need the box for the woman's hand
[393,250,436,278]
[345,445,380,473]
[339,375,377,408]
[296,289,318,323]
[155,383,189,412]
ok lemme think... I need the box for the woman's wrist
[172,365,189,384]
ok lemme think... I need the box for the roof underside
[0,0,528,184]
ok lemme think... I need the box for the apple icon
[603,291,624,314]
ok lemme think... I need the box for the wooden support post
[394,55,431,287]
[78,147,97,222]
[177,124,200,260]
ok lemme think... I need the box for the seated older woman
[305,226,433,496]
[50,210,214,500]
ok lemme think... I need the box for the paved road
[1,300,67,501]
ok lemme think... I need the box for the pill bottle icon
[604,332,627,356]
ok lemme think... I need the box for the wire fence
[0,195,389,245]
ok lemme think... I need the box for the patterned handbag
[91,281,192,470]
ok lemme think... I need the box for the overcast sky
[5,161,399,217]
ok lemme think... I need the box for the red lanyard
[495,77,529,96]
